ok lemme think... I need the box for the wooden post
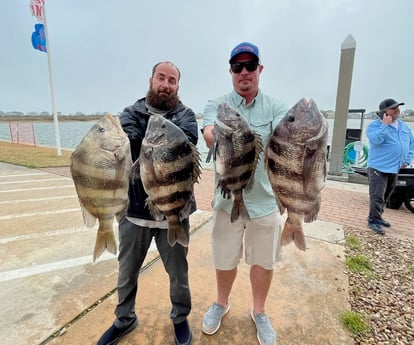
[328,34,356,176]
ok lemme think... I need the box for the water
[0,119,212,167]
[1,118,413,162]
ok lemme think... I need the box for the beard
[146,87,180,111]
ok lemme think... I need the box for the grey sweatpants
[113,216,191,329]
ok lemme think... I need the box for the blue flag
[31,23,47,52]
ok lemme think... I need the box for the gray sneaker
[202,302,231,335]
[250,310,276,345]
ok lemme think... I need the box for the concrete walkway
[0,162,412,345]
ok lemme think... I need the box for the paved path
[1,162,412,345]
[43,166,413,240]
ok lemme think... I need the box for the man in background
[366,98,414,234]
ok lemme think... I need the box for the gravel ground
[344,226,414,345]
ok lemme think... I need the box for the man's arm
[202,99,220,149]
[203,125,214,149]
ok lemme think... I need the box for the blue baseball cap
[229,42,260,63]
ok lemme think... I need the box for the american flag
[29,0,45,23]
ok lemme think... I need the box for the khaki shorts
[211,209,282,270]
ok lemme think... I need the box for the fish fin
[304,199,321,223]
[115,207,127,223]
[231,194,250,223]
[206,145,214,163]
[217,179,231,199]
[303,121,328,191]
[190,143,202,183]
[179,200,192,220]
[281,221,306,251]
[93,226,117,262]
[303,146,317,191]
[129,159,141,183]
[146,199,165,221]
[167,220,188,248]
[254,131,263,159]
[243,171,255,192]
[273,194,286,214]
[79,201,97,227]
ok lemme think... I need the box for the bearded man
[97,61,198,345]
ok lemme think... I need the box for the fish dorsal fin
[244,131,263,192]
[190,143,202,183]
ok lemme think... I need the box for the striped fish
[207,102,262,222]
[70,114,132,261]
[130,114,201,247]
[265,98,328,250]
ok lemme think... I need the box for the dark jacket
[120,97,199,220]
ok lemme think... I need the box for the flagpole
[42,2,62,156]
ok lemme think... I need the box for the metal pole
[328,34,356,176]
[42,3,62,156]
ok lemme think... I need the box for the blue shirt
[366,118,414,173]
[203,90,288,218]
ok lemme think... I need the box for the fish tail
[231,197,250,223]
[93,228,117,262]
[167,221,189,248]
[281,221,306,251]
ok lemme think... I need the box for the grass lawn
[0,141,72,168]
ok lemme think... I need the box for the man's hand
[382,113,392,125]
[203,125,215,148]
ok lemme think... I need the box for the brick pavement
[42,166,413,240]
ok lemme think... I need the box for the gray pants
[367,167,397,222]
[114,217,191,329]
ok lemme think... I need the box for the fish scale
[208,102,262,222]
[130,114,201,247]
[265,98,328,251]
[70,114,132,261]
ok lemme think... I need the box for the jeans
[114,217,191,329]
[367,167,397,222]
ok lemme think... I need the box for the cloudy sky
[1,0,413,115]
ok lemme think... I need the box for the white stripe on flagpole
[42,2,62,156]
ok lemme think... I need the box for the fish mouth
[215,118,233,131]
[144,132,165,146]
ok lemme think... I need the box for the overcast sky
[1,0,413,115]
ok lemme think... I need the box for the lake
[1,118,413,165]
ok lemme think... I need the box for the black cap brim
[380,101,405,112]
[387,102,405,109]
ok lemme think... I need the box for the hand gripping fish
[265,98,328,250]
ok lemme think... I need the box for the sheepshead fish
[70,114,132,261]
[265,98,328,250]
[130,114,201,247]
[207,102,262,222]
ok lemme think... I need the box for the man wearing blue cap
[201,42,288,345]
[366,98,414,234]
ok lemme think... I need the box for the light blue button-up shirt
[203,90,288,218]
[367,118,414,173]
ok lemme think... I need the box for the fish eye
[288,115,295,123]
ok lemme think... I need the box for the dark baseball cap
[379,98,405,112]
[229,42,260,63]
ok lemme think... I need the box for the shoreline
[0,115,104,122]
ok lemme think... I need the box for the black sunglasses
[230,61,259,73]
